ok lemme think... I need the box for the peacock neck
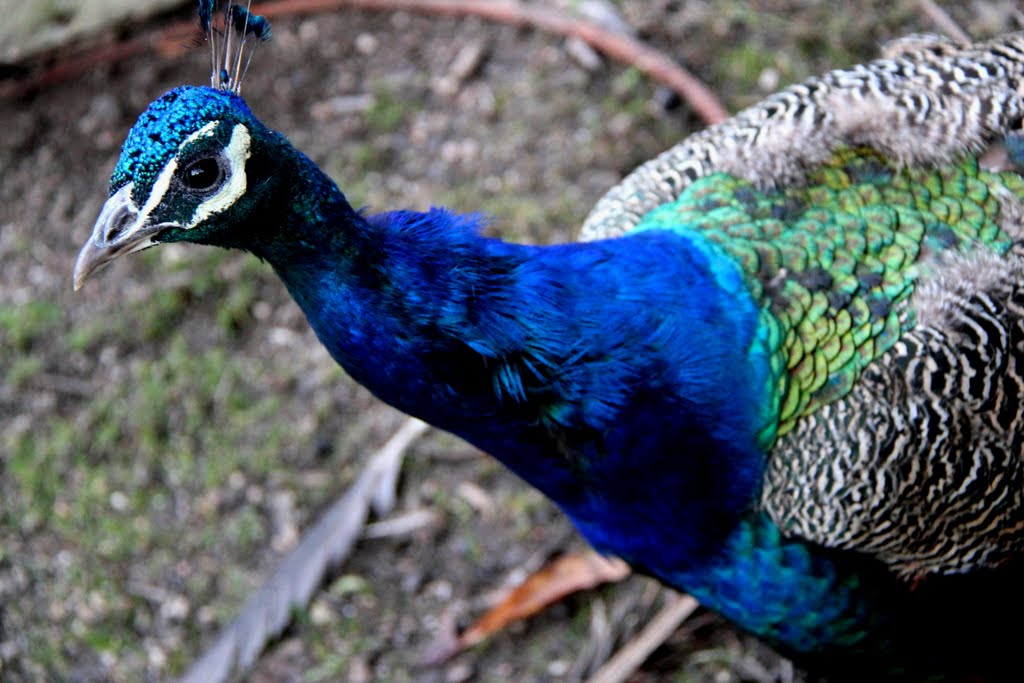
[247,160,778,576]
[251,184,572,484]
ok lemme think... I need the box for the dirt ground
[1,2,1018,682]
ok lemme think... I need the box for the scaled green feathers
[636,148,1021,441]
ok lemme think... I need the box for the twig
[584,591,699,683]
[916,0,972,45]
[176,417,429,683]
[363,507,440,538]
[1,0,727,125]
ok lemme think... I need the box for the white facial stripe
[186,123,252,229]
[184,120,219,145]
[138,157,178,223]
[136,120,220,228]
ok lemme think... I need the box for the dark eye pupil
[184,158,221,191]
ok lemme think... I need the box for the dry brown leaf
[458,551,631,651]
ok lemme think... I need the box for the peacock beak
[74,184,170,290]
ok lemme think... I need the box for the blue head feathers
[109,86,256,200]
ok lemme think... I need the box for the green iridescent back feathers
[636,148,1022,444]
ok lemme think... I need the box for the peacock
[73,3,1024,680]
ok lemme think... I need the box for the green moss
[222,506,268,550]
[0,300,62,351]
[365,84,411,131]
[6,353,43,388]
[716,43,799,95]
[304,652,348,683]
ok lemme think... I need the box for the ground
[0,2,1017,682]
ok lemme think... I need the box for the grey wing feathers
[761,250,1024,579]
[581,32,1024,241]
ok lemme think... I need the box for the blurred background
[0,1,1019,681]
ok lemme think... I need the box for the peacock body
[74,12,1024,681]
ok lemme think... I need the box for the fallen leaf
[458,551,630,652]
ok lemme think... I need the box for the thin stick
[176,417,429,683]
[584,591,699,683]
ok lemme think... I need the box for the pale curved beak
[73,184,168,290]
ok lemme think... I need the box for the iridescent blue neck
[244,167,776,576]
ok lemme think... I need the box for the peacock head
[74,85,280,288]
[75,1,277,289]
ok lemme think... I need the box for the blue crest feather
[197,0,214,31]
[196,1,271,93]
[229,5,272,42]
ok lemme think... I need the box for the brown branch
[1,0,727,125]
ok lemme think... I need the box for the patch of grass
[713,40,813,104]
[328,573,372,598]
[608,67,650,116]
[0,300,62,351]
[216,278,258,334]
[135,287,192,342]
[40,0,75,25]
[5,352,43,389]
[349,141,381,171]
[66,313,115,352]
[3,310,301,677]
[222,505,269,552]
[7,422,68,527]
[365,84,412,131]
[132,249,269,341]
[304,651,348,683]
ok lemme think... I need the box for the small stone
[566,37,602,72]
[298,20,319,44]
[435,42,488,97]
[445,661,474,683]
[311,94,376,121]
[147,643,167,669]
[309,599,335,626]
[547,660,569,677]
[109,490,129,512]
[759,67,781,92]
[354,33,378,55]
[159,595,189,622]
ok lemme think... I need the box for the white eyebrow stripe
[137,120,221,225]
[184,120,220,146]
[186,123,252,229]
[138,157,178,224]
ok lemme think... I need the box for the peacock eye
[182,157,224,192]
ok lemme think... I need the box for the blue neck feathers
[239,148,775,574]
